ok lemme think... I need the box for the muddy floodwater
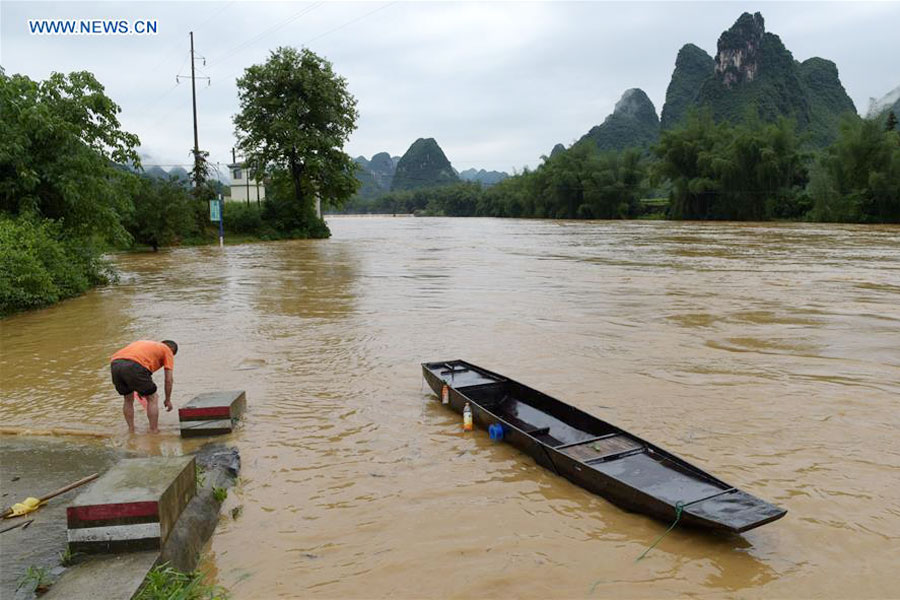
[2,217,899,598]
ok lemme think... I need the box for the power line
[207,2,395,83]
[147,36,190,74]
[205,2,324,71]
[126,50,189,115]
[304,2,395,45]
[195,1,235,33]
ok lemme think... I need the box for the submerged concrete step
[178,390,246,437]
[66,456,195,554]
[180,419,233,437]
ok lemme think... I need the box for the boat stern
[684,490,787,533]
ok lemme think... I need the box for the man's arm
[164,369,174,411]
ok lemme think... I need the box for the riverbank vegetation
[349,110,900,224]
[136,563,226,600]
[1,47,357,315]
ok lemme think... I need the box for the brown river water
[1,217,899,598]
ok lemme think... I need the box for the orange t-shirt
[111,341,174,373]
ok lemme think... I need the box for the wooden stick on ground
[0,519,34,534]
[1,473,99,519]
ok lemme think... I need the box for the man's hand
[164,369,174,412]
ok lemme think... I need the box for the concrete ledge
[47,445,240,600]
[67,456,195,554]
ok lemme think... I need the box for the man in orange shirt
[110,340,178,433]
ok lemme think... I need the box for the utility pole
[177,32,209,195]
[190,31,199,189]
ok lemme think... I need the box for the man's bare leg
[123,393,136,433]
[146,392,160,433]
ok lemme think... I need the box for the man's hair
[161,340,178,355]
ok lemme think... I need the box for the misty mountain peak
[577,88,659,152]
[611,88,658,122]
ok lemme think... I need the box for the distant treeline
[343,111,900,223]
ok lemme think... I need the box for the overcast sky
[2,1,898,175]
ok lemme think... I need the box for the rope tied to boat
[635,501,684,562]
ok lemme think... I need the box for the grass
[212,487,227,503]
[17,565,52,595]
[195,465,206,488]
[136,563,227,600]
[58,547,80,567]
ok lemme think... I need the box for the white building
[227,162,265,204]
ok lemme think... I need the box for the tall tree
[0,70,140,243]
[233,47,359,232]
[810,114,900,223]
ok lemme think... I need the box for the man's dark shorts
[110,359,157,397]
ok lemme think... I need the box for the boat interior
[428,361,734,505]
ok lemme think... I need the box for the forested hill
[660,44,716,130]
[576,88,660,152]
[347,142,509,208]
[662,12,856,146]
[352,152,399,200]
[391,138,459,191]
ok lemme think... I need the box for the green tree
[580,148,646,219]
[0,70,140,244]
[810,115,900,223]
[653,110,806,220]
[126,177,201,250]
[261,168,330,238]
[234,47,359,235]
[652,110,724,219]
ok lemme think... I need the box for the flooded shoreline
[2,218,899,598]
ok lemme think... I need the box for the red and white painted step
[179,390,246,437]
[66,456,196,553]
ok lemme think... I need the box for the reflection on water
[2,218,899,598]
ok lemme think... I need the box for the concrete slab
[0,435,124,600]
[178,390,246,422]
[67,456,195,554]
[179,390,246,438]
[41,551,158,600]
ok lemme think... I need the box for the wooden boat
[422,360,786,533]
